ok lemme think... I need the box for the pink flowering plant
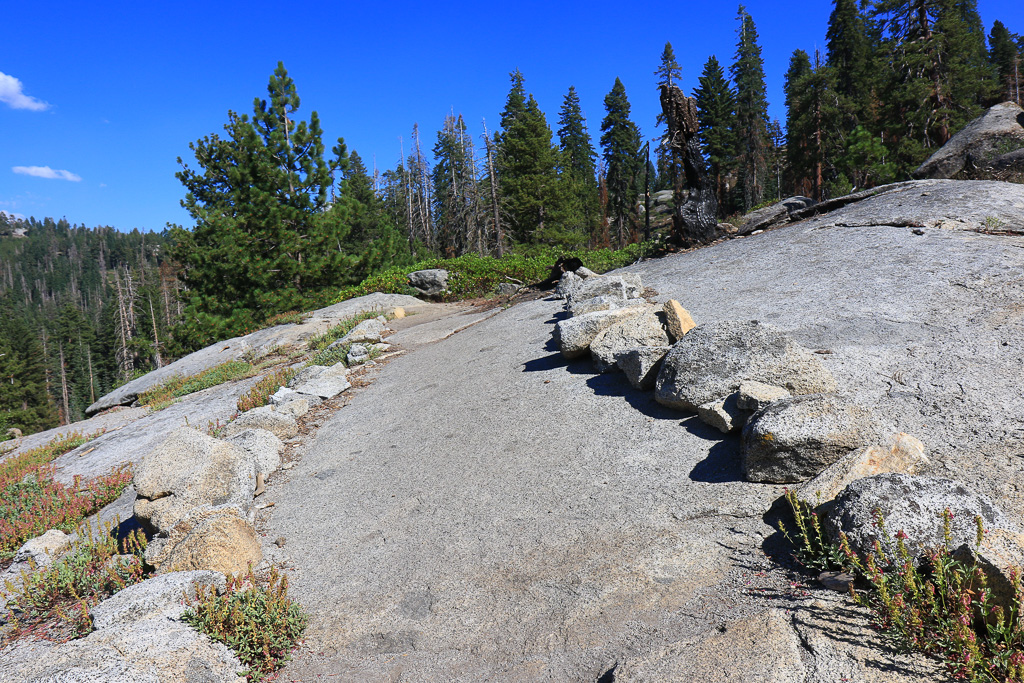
[781,490,1024,682]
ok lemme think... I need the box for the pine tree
[730,6,771,210]
[693,55,738,214]
[495,72,568,245]
[556,86,600,245]
[989,20,1022,104]
[826,0,873,131]
[785,51,844,200]
[171,62,353,343]
[600,78,643,247]
[872,0,997,172]
[432,113,480,255]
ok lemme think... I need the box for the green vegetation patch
[237,368,297,413]
[334,243,648,305]
[2,522,148,644]
[307,309,386,352]
[138,360,256,409]
[0,430,130,561]
[780,490,1024,682]
[184,566,308,681]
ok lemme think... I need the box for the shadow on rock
[688,426,744,483]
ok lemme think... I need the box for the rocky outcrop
[741,394,873,483]
[735,380,790,412]
[796,433,930,503]
[914,102,1024,179]
[697,393,746,434]
[133,427,257,534]
[1,571,242,681]
[223,405,298,440]
[555,307,647,359]
[655,320,836,411]
[734,196,815,236]
[662,300,695,342]
[563,274,643,306]
[823,474,1010,563]
[614,346,671,390]
[408,269,449,297]
[589,308,669,373]
[290,362,351,399]
[144,505,262,575]
[225,428,284,478]
[568,295,647,317]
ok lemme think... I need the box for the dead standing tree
[659,85,718,245]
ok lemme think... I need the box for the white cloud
[13,165,82,182]
[1,209,25,220]
[0,72,49,111]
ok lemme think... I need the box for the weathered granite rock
[589,308,669,373]
[915,102,1024,179]
[952,529,1024,613]
[796,433,930,503]
[568,295,647,317]
[497,282,521,296]
[655,320,837,411]
[408,269,449,297]
[823,474,1010,563]
[145,505,263,575]
[91,570,227,630]
[1,571,241,681]
[616,610,805,682]
[269,386,301,406]
[736,380,791,412]
[741,394,874,483]
[614,346,672,390]
[555,307,648,359]
[226,428,284,477]
[134,427,257,533]
[347,344,370,365]
[576,266,598,279]
[662,300,695,342]
[333,318,385,346]
[564,274,643,305]
[276,398,309,418]
[223,405,298,440]
[735,202,790,236]
[293,362,351,399]
[554,270,584,300]
[13,529,72,568]
[697,393,747,434]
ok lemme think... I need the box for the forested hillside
[0,215,177,432]
[2,0,1021,439]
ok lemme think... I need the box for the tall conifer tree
[989,20,1022,104]
[600,78,642,247]
[654,43,685,192]
[557,87,600,245]
[730,6,770,210]
[693,55,738,214]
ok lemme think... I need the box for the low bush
[781,490,1024,682]
[183,566,308,681]
[307,309,385,352]
[261,311,305,327]
[2,522,147,644]
[0,431,130,562]
[138,360,256,409]
[332,243,650,305]
[237,368,297,412]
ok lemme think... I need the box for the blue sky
[1,0,1020,232]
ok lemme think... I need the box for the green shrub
[237,368,297,412]
[183,566,308,681]
[780,490,1024,682]
[307,309,386,352]
[332,243,650,305]
[138,360,256,409]
[3,521,147,643]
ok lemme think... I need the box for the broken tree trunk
[659,85,718,245]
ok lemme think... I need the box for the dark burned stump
[660,85,718,245]
[536,256,585,290]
